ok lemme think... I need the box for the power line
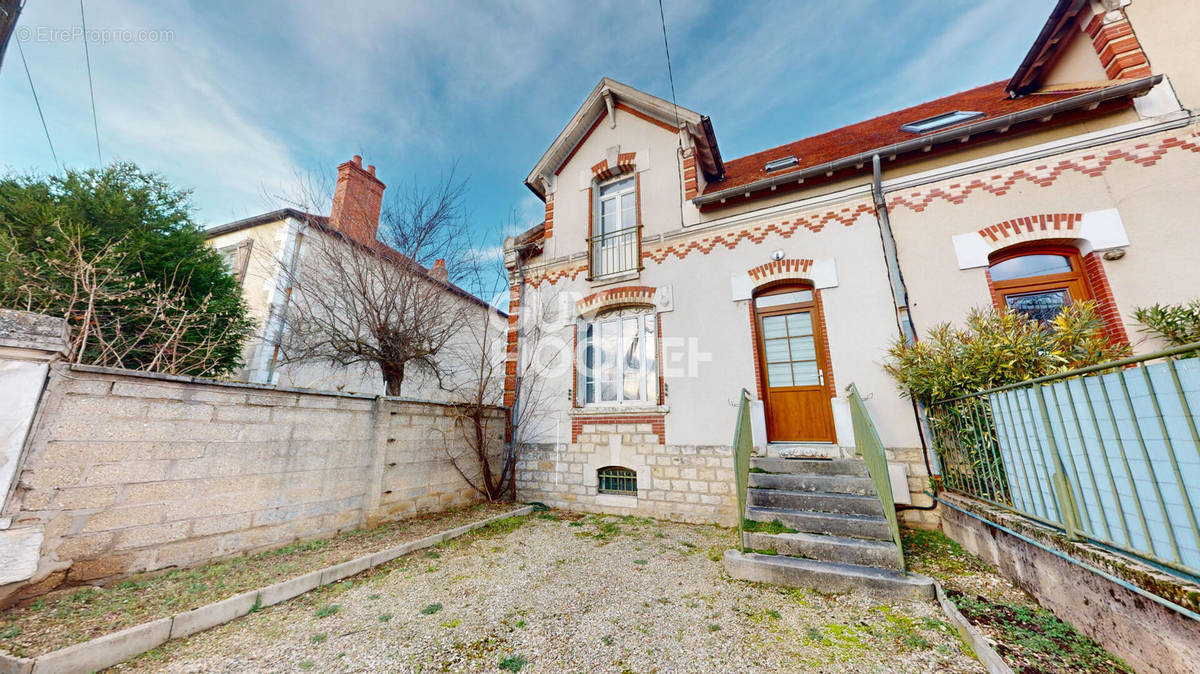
[16,37,59,171]
[657,0,686,229]
[80,0,102,164]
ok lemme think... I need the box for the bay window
[580,307,658,404]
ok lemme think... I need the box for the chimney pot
[352,155,362,167]
[368,165,376,176]
[430,258,448,282]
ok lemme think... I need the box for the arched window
[597,466,637,495]
[579,306,658,405]
[988,245,1092,323]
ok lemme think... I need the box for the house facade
[207,156,503,398]
[505,0,1200,526]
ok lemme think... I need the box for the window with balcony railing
[589,176,641,279]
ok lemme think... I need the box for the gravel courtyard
[116,511,981,673]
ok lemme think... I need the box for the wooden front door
[755,287,836,443]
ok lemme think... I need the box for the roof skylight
[900,110,984,134]
[764,155,799,172]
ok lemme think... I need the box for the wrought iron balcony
[586,225,642,280]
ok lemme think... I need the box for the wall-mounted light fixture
[1102,248,1127,261]
[770,249,786,261]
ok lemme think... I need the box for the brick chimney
[330,155,386,245]
[429,258,448,282]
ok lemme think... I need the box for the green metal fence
[732,389,753,553]
[848,384,905,571]
[928,342,1200,579]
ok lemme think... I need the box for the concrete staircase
[724,456,934,600]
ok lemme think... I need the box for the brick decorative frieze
[1086,10,1152,81]
[682,151,699,200]
[543,193,555,240]
[888,134,1200,213]
[978,213,1082,247]
[747,258,814,283]
[576,285,657,316]
[571,413,665,444]
[591,152,637,181]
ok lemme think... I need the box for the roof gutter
[692,75,1160,207]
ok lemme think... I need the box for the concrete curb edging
[934,582,1014,674]
[0,506,533,674]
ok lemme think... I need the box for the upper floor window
[588,176,640,280]
[989,246,1091,323]
[580,306,658,405]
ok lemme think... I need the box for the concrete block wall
[0,363,503,604]
[515,423,738,526]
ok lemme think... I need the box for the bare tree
[275,170,482,395]
[438,230,564,501]
[2,222,241,376]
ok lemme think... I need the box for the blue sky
[3,0,1053,260]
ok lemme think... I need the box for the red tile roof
[704,80,1110,196]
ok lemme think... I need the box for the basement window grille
[764,155,799,172]
[900,110,984,134]
[597,466,638,495]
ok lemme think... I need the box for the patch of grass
[441,618,461,628]
[951,592,1132,672]
[378,613,393,623]
[764,609,781,620]
[311,633,326,644]
[314,604,340,619]
[515,619,526,628]
[368,594,381,600]
[633,559,648,565]
[742,518,798,535]
[900,528,989,578]
[707,624,721,632]
[748,466,770,474]
[424,550,441,559]
[498,654,527,671]
[0,502,518,658]
[0,624,21,639]
[420,603,443,616]
[602,635,614,646]
[299,660,315,669]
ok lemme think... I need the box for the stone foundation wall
[0,363,503,604]
[515,423,737,525]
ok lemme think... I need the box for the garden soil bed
[0,501,514,658]
[902,527,1132,673]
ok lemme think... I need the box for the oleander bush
[1133,300,1200,348]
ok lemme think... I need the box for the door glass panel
[1005,289,1071,324]
[788,336,816,360]
[785,312,813,336]
[761,315,788,339]
[622,317,640,401]
[755,290,812,308]
[599,200,617,234]
[620,192,636,229]
[644,315,657,402]
[583,323,595,403]
[989,254,1072,281]
[766,363,793,387]
[600,321,618,401]
[792,362,820,386]
[763,339,791,363]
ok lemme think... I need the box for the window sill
[569,405,668,417]
[587,270,641,288]
[595,493,638,508]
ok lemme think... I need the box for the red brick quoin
[571,413,665,444]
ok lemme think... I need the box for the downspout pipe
[872,154,939,477]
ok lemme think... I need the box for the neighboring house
[206,155,503,398]
[504,0,1200,526]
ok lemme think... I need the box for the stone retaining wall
[0,363,503,605]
